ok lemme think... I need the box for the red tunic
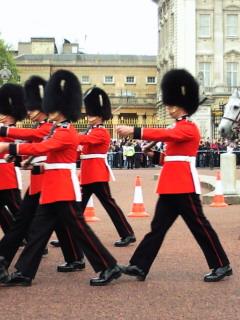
[14,124,79,204]
[141,119,201,194]
[0,135,20,190]
[78,126,110,185]
[7,122,52,195]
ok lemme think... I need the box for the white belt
[0,159,7,163]
[44,163,81,201]
[164,156,201,194]
[31,156,47,165]
[80,154,115,181]
[15,167,22,190]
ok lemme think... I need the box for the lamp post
[0,63,12,86]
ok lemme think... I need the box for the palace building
[152,0,240,139]
[13,37,158,137]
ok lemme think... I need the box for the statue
[0,64,12,84]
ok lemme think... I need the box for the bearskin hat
[161,69,199,115]
[84,86,112,121]
[42,70,82,121]
[0,83,27,121]
[24,75,46,111]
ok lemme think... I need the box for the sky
[0,0,158,55]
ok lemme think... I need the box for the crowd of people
[107,137,240,169]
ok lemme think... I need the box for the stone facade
[14,38,158,123]
[152,0,240,139]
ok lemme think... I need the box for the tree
[0,37,19,85]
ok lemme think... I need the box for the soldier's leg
[0,205,15,233]
[179,193,230,269]
[91,182,135,239]
[14,203,57,280]
[129,195,178,276]
[0,191,40,267]
[56,201,117,272]
[4,189,22,218]
[54,222,85,272]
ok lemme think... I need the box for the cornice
[224,49,240,57]
[224,5,240,11]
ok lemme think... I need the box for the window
[104,75,114,84]
[199,14,211,38]
[125,76,136,84]
[72,45,78,53]
[226,14,238,37]
[227,62,238,87]
[199,63,211,87]
[121,90,135,97]
[146,76,156,84]
[81,75,90,84]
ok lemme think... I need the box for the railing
[105,150,240,169]
[109,96,157,106]
[17,118,166,139]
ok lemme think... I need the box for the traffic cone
[128,176,149,217]
[83,196,100,222]
[210,171,228,207]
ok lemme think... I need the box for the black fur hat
[0,83,27,121]
[42,70,82,121]
[24,76,46,111]
[161,69,199,115]
[84,86,112,121]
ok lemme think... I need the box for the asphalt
[0,168,239,320]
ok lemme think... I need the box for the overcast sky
[0,0,158,55]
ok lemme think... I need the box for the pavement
[0,168,239,320]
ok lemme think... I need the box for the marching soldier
[0,76,85,270]
[0,70,121,286]
[52,86,136,262]
[78,87,136,246]
[117,69,232,282]
[0,83,26,233]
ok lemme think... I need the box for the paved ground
[0,168,239,320]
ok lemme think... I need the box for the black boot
[3,271,32,287]
[114,235,136,247]
[50,240,60,247]
[119,264,146,281]
[204,265,232,282]
[57,259,85,272]
[90,265,121,286]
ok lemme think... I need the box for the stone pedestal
[220,153,237,194]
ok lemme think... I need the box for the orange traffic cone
[84,196,100,222]
[128,176,149,217]
[210,171,228,207]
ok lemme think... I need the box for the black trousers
[15,201,116,279]
[130,193,230,274]
[0,190,84,267]
[81,182,134,238]
[126,156,134,169]
[0,189,21,233]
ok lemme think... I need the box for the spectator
[124,141,135,169]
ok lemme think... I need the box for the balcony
[109,95,157,107]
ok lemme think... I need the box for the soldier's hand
[116,126,134,137]
[21,159,33,170]
[0,142,9,153]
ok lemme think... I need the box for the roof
[15,53,157,66]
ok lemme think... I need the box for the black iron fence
[106,150,240,169]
